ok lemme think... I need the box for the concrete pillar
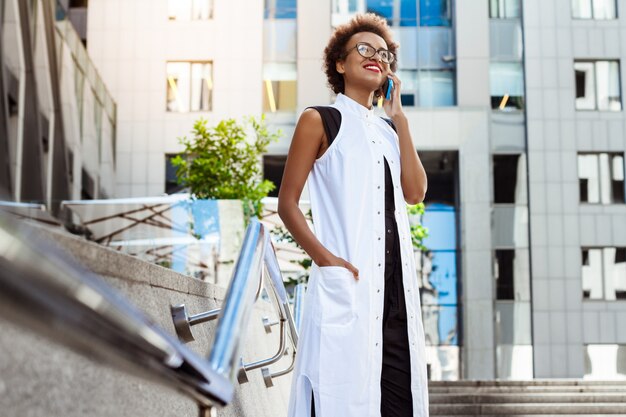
[40,0,70,215]
[13,0,45,203]
[0,1,13,197]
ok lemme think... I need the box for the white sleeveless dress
[286,93,429,417]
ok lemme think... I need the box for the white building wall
[524,0,626,377]
[87,0,264,197]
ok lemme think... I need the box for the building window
[490,62,524,110]
[582,247,626,300]
[489,0,521,18]
[263,64,297,113]
[398,69,455,107]
[263,155,287,197]
[575,60,622,111]
[168,0,213,20]
[493,154,526,204]
[495,250,515,300]
[585,344,626,379]
[265,0,297,19]
[264,0,297,113]
[572,0,617,19]
[166,62,213,113]
[363,0,452,27]
[165,154,183,194]
[578,153,625,204]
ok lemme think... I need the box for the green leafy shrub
[171,116,279,219]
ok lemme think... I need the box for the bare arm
[383,73,428,204]
[277,108,359,279]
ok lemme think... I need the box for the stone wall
[0,220,293,417]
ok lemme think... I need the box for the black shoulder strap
[308,106,342,146]
[381,117,397,133]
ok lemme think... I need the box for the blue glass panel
[422,250,457,305]
[438,305,458,345]
[401,94,415,106]
[400,0,418,26]
[170,200,221,275]
[422,305,458,345]
[367,0,393,21]
[419,0,451,27]
[422,202,456,250]
[417,71,455,106]
[265,0,297,19]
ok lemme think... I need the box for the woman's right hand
[317,255,359,280]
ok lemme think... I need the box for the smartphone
[382,77,394,101]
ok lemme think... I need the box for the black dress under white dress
[308,106,413,417]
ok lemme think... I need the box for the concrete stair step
[428,414,615,417]
[429,392,626,404]
[429,380,626,387]
[429,385,626,394]
[429,403,626,415]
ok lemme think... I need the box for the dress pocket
[316,265,357,327]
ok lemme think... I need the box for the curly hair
[323,13,399,96]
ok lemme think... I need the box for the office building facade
[0,0,117,213]
[83,0,626,380]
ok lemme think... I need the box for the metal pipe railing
[207,218,267,381]
[173,217,302,389]
[0,210,233,409]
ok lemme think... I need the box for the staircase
[429,380,626,416]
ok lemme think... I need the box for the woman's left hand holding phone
[382,72,404,122]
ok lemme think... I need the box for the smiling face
[336,32,390,95]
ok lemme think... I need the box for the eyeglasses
[344,42,396,65]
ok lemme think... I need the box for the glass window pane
[190,63,212,111]
[582,248,603,299]
[420,0,451,26]
[578,154,600,203]
[611,154,625,203]
[603,248,626,300]
[419,250,457,304]
[166,62,190,113]
[493,207,530,249]
[366,0,393,23]
[400,0,417,26]
[599,153,612,204]
[417,70,455,107]
[191,0,212,19]
[490,62,524,110]
[572,0,593,18]
[584,344,626,379]
[332,0,364,27]
[489,0,500,17]
[491,0,521,18]
[165,154,182,194]
[263,19,297,62]
[493,154,526,203]
[168,0,192,20]
[495,250,515,300]
[575,62,596,110]
[263,73,297,113]
[422,305,458,345]
[495,302,532,345]
[596,61,622,111]
[264,0,298,19]
[592,0,617,19]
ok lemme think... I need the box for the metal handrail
[0,208,306,414]
[0,211,232,410]
[172,218,302,389]
[207,218,300,382]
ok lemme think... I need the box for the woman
[277,13,429,417]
